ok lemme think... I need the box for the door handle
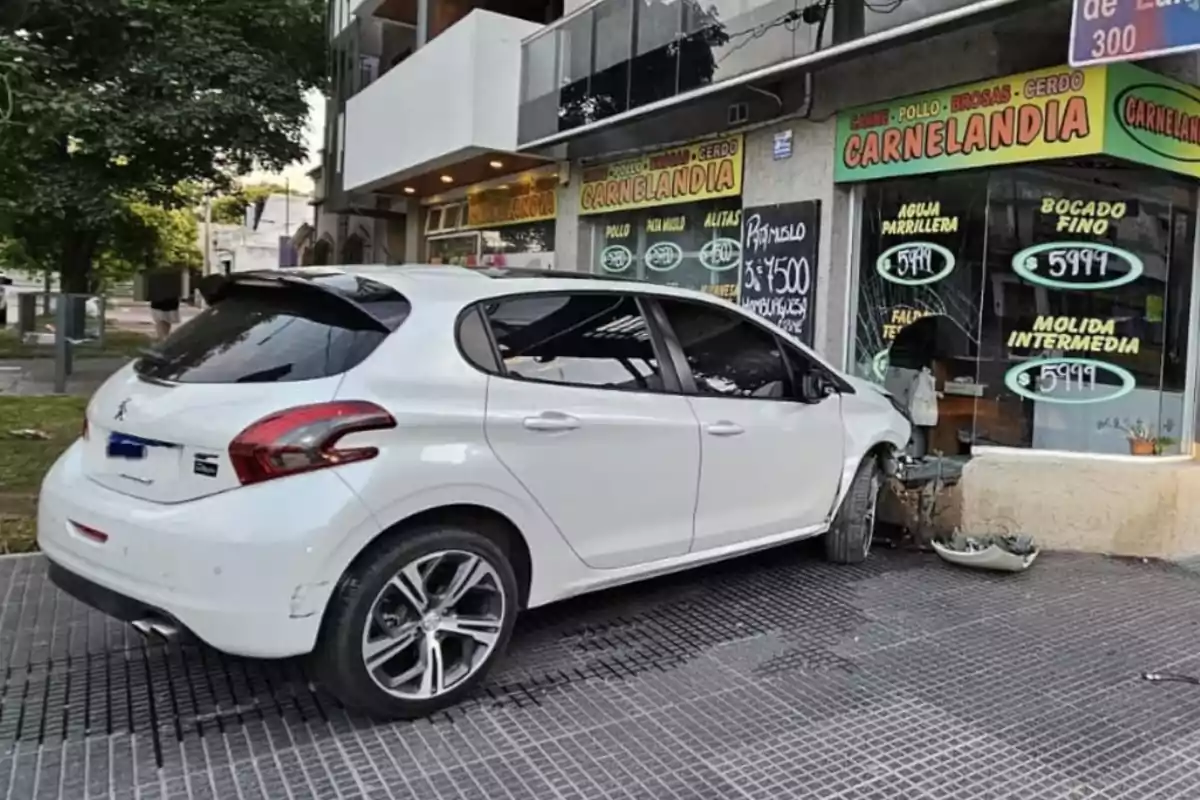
[523,412,581,432]
[705,420,744,437]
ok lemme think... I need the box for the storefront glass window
[428,233,479,266]
[853,164,1194,458]
[480,220,556,269]
[588,197,743,301]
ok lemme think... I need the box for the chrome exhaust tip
[132,617,179,640]
[148,621,179,639]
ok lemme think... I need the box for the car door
[477,291,701,570]
[651,297,845,553]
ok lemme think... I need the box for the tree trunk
[59,229,98,339]
[59,229,96,294]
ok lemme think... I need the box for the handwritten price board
[739,201,821,345]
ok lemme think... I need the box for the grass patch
[0,327,151,359]
[0,396,87,553]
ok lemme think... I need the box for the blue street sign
[1071,0,1200,68]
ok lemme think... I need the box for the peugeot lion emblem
[114,399,130,422]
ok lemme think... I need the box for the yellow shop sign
[579,135,744,215]
[466,187,556,228]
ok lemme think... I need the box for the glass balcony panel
[590,0,633,121]
[630,0,683,110]
[517,0,1001,146]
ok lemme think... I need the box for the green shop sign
[835,63,1200,182]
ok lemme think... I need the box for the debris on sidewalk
[932,531,1040,573]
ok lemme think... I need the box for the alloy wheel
[360,550,506,700]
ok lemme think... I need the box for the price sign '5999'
[1005,357,1137,405]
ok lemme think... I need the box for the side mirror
[800,372,837,403]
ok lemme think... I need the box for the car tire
[313,524,519,719]
[824,457,883,564]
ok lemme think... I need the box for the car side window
[478,293,666,392]
[656,299,791,399]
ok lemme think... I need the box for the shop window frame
[425,202,468,235]
[843,167,1200,461]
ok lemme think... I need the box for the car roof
[277,264,739,307]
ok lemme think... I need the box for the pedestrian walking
[146,268,182,341]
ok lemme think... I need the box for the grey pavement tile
[6,550,1200,798]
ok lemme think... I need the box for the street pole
[203,196,212,275]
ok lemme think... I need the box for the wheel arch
[339,503,534,612]
[829,437,903,520]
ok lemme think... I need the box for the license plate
[107,432,178,460]
[107,433,147,460]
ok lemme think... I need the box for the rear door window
[474,292,668,392]
[135,276,409,384]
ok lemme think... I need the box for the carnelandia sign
[835,62,1200,182]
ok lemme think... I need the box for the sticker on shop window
[698,238,742,271]
[1004,357,1136,405]
[1012,242,1143,290]
[875,242,955,286]
[871,349,890,381]
[645,242,683,272]
[600,244,634,273]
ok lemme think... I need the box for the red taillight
[228,401,396,486]
[71,521,108,543]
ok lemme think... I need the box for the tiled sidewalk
[3,547,1200,799]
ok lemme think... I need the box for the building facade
[324,0,1200,559]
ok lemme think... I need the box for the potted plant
[1096,417,1177,456]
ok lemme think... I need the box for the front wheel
[313,525,518,719]
[824,458,883,564]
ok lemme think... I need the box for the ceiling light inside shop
[489,160,503,169]
[497,184,509,190]
[440,175,453,184]
[403,187,415,194]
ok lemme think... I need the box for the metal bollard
[53,294,72,394]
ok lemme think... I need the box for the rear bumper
[48,559,165,623]
[38,441,382,658]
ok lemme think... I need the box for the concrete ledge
[961,449,1200,559]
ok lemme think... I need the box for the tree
[1,191,203,285]
[0,0,325,293]
[210,181,299,226]
[95,198,203,283]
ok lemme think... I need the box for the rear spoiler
[197,271,395,332]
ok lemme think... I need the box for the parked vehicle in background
[37,265,910,718]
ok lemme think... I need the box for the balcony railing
[518,0,1007,146]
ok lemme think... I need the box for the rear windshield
[134,277,410,384]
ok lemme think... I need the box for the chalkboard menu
[739,200,821,345]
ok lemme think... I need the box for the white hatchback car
[39,265,910,718]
